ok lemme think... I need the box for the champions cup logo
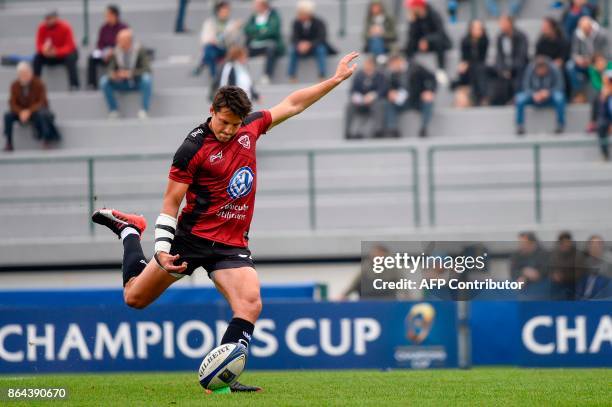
[405,303,436,344]
[227,166,254,199]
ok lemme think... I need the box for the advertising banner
[0,301,459,373]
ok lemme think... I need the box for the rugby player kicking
[92,52,359,392]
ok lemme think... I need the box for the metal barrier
[0,145,420,235]
[427,139,609,226]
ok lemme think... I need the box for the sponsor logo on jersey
[237,134,251,149]
[190,128,204,138]
[227,166,254,199]
[209,151,223,163]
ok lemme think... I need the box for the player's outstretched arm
[268,51,359,130]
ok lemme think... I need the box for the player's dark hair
[107,4,120,17]
[212,86,252,120]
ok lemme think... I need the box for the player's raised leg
[212,266,263,392]
[91,208,184,309]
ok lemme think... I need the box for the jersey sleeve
[169,133,205,184]
[244,110,272,140]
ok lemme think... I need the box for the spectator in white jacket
[210,45,260,103]
[193,1,242,77]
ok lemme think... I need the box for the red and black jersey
[169,110,272,247]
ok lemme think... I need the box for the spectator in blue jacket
[515,56,566,135]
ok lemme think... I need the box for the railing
[427,139,610,226]
[0,145,420,235]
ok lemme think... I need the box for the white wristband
[154,213,177,253]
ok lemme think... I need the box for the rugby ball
[198,343,248,390]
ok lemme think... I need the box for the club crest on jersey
[209,151,223,163]
[227,166,254,199]
[237,134,251,149]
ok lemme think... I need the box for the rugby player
[92,51,359,392]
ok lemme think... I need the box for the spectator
[87,5,128,90]
[288,1,336,82]
[566,16,610,101]
[33,10,80,90]
[211,46,260,103]
[486,0,524,17]
[535,17,570,70]
[344,56,386,139]
[515,56,566,135]
[404,0,452,86]
[341,245,404,300]
[577,235,612,299]
[174,0,190,33]
[3,62,60,152]
[99,29,152,119]
[549,231,586,300]
[586,54,612,133]
[510,231,549,284]
[193,1,242,78]
[451,19,489,107]
[561,0,597,39]
[383,54,436,138]
[593,70,612,160]
[244,0,285,85]
[490,15,528,106]
[363,0,397,59]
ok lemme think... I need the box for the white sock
[120,227,139,240]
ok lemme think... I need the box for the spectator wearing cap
[404,0,452,86]
[594,69,612,160]
[288,0,336,82]
[363,0,397,59]
[33,10,80,90]
[194,1,242,78]
[566,16,610,101]
[3,62,60,152]
[383,54,436,138]
[87,5,128,89]
[99,29,152,119]
[490,15,528,106]
[344,55,387,139]
[515,56,566,135]
[244,0,285,85]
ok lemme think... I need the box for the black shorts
[169,233,254,278]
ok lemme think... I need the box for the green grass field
[1,368,610,406]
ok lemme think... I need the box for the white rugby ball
[198,343,248,390]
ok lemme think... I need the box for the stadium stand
[1,0,611,269]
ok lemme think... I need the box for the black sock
[122,234,147,286]
[221,317,254,349]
